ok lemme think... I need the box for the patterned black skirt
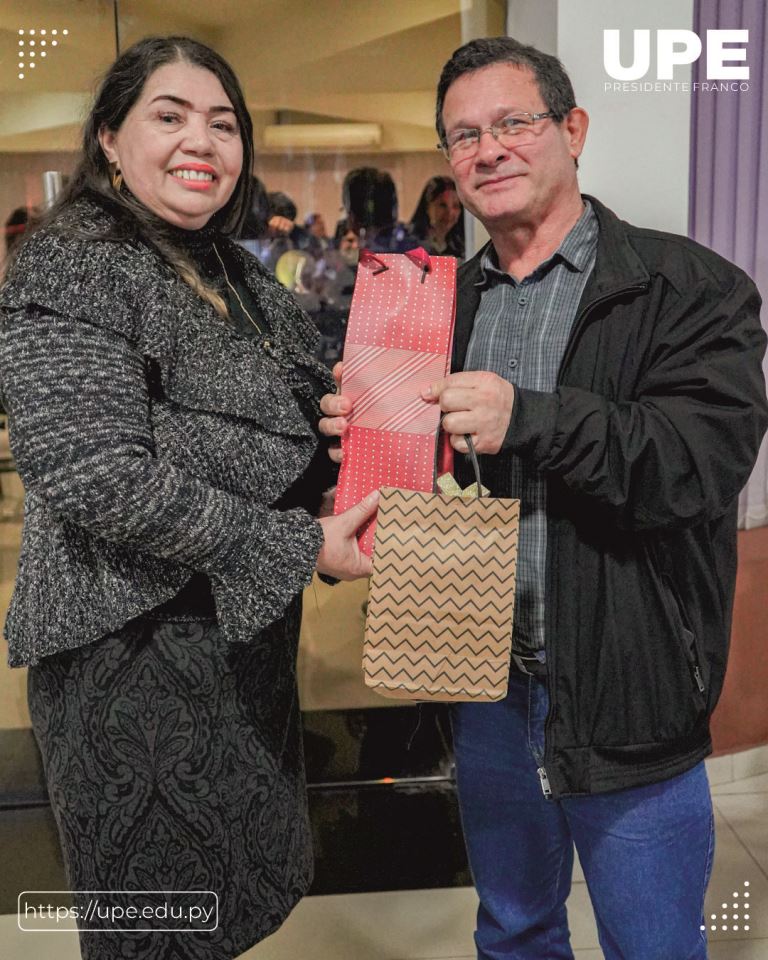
[27,603,312,960]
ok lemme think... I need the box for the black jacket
[454,196,768,798]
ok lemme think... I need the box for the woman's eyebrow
[148,94,235,114]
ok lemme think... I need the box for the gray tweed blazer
[0,199,335,667]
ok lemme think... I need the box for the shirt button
[508,358,519,369]
[518,296,527,305]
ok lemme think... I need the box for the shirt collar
[476,198,598,286]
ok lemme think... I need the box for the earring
[110,163,123,192]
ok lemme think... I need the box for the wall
[508,0,694,233]
[711,527,768,754]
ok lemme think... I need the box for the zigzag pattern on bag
[364,487,520,703]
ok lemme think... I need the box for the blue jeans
[451,670,715,960]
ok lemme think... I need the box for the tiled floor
[1,495,767,958]
[1,753,766,959]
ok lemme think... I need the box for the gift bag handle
[465,434,483,498]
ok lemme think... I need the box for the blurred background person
[268,191,318,253]
[237,173,271,259]
[239,181,316,268]
[310,223,359,367]
[250,190,319,273]
[305,211,330,251]
[409,175,465,259]
[341,167,417,254]
[336,223,360,269]
[317,224,358,312]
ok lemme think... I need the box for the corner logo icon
[603,29,749,81]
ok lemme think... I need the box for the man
[320,37,768,959]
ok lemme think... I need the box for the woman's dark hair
[342,168,398,230]
[409,176,463,241]
[46,36,254,315]
[435,36,577,145]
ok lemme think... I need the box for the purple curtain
[689,0,768,528]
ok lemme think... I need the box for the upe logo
[604,30,749,81]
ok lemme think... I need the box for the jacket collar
[453,195,649,370]
[578,194,649,300]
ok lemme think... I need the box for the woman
[0,37,375,959]
[409,175,465,259]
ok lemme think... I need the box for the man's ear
[98,125,119,165]
[564,107,589,162]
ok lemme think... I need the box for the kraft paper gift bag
[363,441,520,703]
[334,247,457,555]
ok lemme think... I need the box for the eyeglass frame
[438,110,561,161]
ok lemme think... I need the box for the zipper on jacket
[556,282,649,383]
[541,280,649,796]
[663,569,708,702]
[537,766,552,798]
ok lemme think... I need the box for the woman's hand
[318,361,350,464]
[316,490,379,580]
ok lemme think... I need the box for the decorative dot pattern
[346,253,456,355]
[701,882,754,936]
[337,427,438,555]
[15,25,67,80]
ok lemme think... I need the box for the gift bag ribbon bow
[436,472,490,499]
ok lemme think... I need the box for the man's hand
[318,361,348,464]
[422,371,515,455]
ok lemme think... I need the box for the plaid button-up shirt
[464,201,598,654]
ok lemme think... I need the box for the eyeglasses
[439,111,558,160]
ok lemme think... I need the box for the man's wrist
[501,386,559,458]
